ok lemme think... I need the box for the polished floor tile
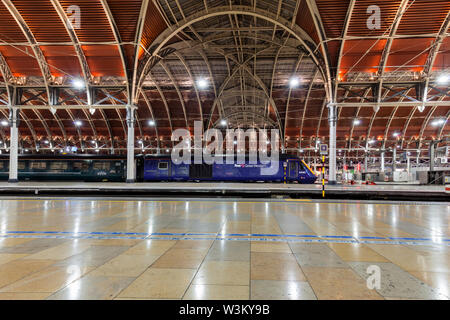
[251,252,306,281]
[348,262,449,300]
[290,244,347,268]
[47,275,135,300]
[193,261,250,286]
[118,268,196,299]
[250,280,316,300]
[302,267,383,300]
[183,285,249,300]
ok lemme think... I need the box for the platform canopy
[0,0,448,156]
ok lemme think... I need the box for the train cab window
[30,162,47,170]
[93,162,110,170]
[18,162,25,170]
[50,162,68,171]
[158,162,168,170]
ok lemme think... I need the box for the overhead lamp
[353,119,361,125]
[1,120,8,126]
[91,140,96,144]
[431,119,445,126]
[95,149,100,153]
[197,78,208,89]
[289,77,300,88]
[43,140,49,144]
[368,139,376,144]
[220,119,227,126]
[89,108,96,115]
[74,120,82,127]
[166,148,170,152]
[233,140,237,145]
[393,132,400,137]
[148,120,155,126]
[437,74,449,84]
[72,79,85,90]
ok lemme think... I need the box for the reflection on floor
[0,198,449,300]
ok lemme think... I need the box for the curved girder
[377,0,410,77]
[299,68,320,148]
[136,4,328,102]
[333,0,355,100]
[2,0,52,100]
[305,0,333,99]
[50,0,91,99]
[214,111,277,128]
[284,53,307,141]
[174,52,203,126]
[423,10,450,76]
[147,72,174,138]
[140,90,160,151]
[204,45,282,131]
[159,61,189,129]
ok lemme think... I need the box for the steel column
[8,107,18,183]
[126,106,136,183]
[328,104,337,184]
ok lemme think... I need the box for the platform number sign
[320,144,328,155]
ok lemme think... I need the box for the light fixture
[233,140,237,145]
[138,140,143,144]
[393,132,400,137]
[431,119,445,126]
[197,78,208,89]
[353,119,361,125]
[220,119,227,126]
[91,140,96,144]
[72,79,85,90]
[43,140,49,144]
[437,74,449,84]
[1,120,8,126]
[368,139,376,144]
[148,120,155,126]
[74,120,82,127]
[95,149,100,153]
[289,77,300,88]
[166,148,170,152]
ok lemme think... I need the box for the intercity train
[0,154,318,183]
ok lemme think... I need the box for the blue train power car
[143,154,317,183]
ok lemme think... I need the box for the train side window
[158,162,168,170]
[18,162,25,170]
[30,162,47,170]
[0,162,3,169]
[50,162,68,170]
[93,162,110,170]
[81,162,89,171]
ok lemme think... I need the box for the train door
[158,160,171,180]
[288,161,299,180]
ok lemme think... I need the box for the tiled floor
[0,197,449,300]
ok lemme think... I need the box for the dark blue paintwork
[143,155,318,184]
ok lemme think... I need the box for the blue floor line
[3,230,449,242]
[1,233,449,247]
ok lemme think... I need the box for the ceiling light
[368,139,376,144]
[74,120,82,127]
[437,74,449,84]
[431,119,445,126]
[95,149,100,153]
[393,132,400,137]
[353,119,361,125]
[220,119,227,126]
[148,120,155,126]
[289,77,300,88]
[72,79,85,90]
[1,120,8,126]
[197,78,208,89]
[166,149,170,152]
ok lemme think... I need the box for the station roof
[0,0,448,155]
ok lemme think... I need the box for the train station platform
[0,182,447,201]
